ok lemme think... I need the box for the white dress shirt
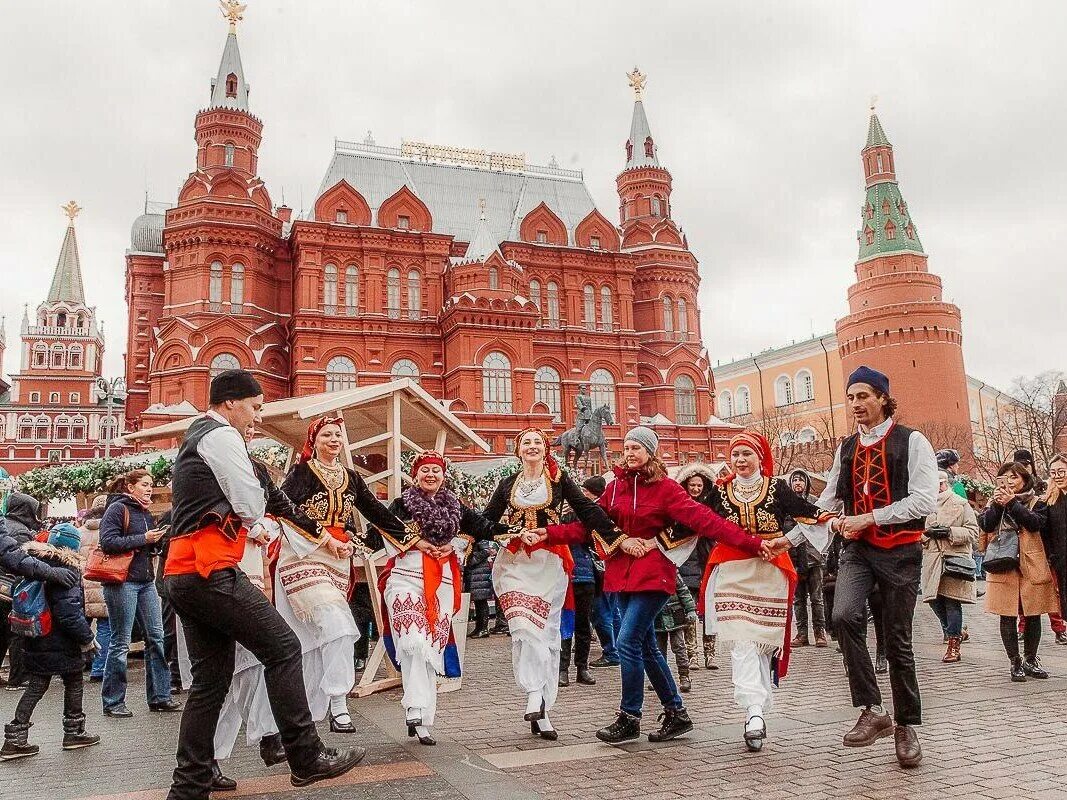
[817,416,939,526]
[196,410,266,528]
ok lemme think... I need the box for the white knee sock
[330,695,350,720]
[537,712,554,732]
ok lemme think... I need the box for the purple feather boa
[402,485,462,546]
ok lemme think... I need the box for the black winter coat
[465,540,497,601]
[1044,495,1067,618]
[1,520,76,587]
[4,492,43,544]
[20,543,94,675]
[99,494,158,584]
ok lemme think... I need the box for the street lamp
[97,376,125,459]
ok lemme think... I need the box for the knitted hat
[209,369,263,405]
[846,365,890,396]
[1013,449,1035,467]
[582,475,607,497]
[624,426,659,456]
[411,450,447,476]
[48,522,82,552]
[936,449,960,469]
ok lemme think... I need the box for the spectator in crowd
[787,469,828,648]
[1012,450,1066,644]
[99,470,180,717]
[1,524,100,761]
[921,470,979,663]
[2,493,50,691]
[466,539,497,639]
[76,495,111,681]
[1043,454,1067,633]
[586,477,621,669]
[559,476,605,688]
[654,575,698,693]
[935,450,968,499]
[675,464,717,668]
[978,462,1059,681]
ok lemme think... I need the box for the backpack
[8,578,52,638]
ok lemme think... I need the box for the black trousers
[1001,615,1040,661]
[165,569,322,800]
[158,582,182,687]
[349,584,374,661]
[831,540,922,726]
[794,564,827,635]
[13,671,83,723]
[560,583,595,670]
[472,598,490,630]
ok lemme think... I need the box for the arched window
[68,344,83,369]
[407,269,422,320]
[488,267,499,290]
[795,369,814,402]
[76,313,85,328]
[482,352,513,413]
[209,260,223,311]
[600,286,613,331]
[51,344,65,369]
[644,137,654,158]
[32,343,47,367]
[224,143,235,167]
[386,268,401,319]
[736,385,751,415]
[34,415,49,441]
[323,264,337,314]
[797,427,817,444]
[663,297,674,333]
[210,352,240,377]
[651,196,662,216]
[54,415,71,441]
[99,416,118,443]
[534,366,562,421]
[583,285,596,330]
[718,390,734,419]
[57,311,67,327]
[529,279,541,311]
[345,265,359,316]
[546,282,560,328]
[49,392,60,404]
[774,375,794,407]
[70,415,87,441]
[326,356,357,391]
[674,375,697,425]
[676,298,688,337]
[17,415,33,441]
[590,368,616,415]
[391,359,420,384]
[225,72,238,98]
[230,263,244,313]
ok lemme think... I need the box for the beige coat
[921,490,979,604]
[978,500,1059,617]
[78,517,108,619]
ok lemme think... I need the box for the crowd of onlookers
[1,443,1065,760]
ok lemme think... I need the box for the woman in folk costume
[527,427,766,745]
[370,452,512,745]
[277,417,408,734]
[700,431,834,751]
[483,427,616,740]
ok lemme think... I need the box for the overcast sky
[1,1,1063,391]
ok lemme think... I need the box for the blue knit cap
[846,365,890,396]
[48,522,82,552]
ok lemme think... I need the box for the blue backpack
[9,578,52,638]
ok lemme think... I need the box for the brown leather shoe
[942,637,961,663]
[842,708,894,747]
[814,631,829,648]
[790,632,809,647]
[894,725,922,768]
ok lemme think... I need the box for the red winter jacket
[546,466,762,594]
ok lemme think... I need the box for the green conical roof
[48,223,86,304]
[856,182,924,260]
[865,113,890,148]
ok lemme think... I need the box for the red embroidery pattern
[391,595,429,636]
[715,600,788,619]
[852,440,892,517]
[497,591,550,630]
[279,562,349,595]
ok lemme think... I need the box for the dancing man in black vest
[163,370,365,800]
[818,366,937,769]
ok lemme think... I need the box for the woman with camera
[978,462,1059,681]
[921,470,979,664]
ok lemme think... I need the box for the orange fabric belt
[165,523,247,579]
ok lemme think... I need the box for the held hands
[323,536,354,560]
[760,537,791,560]
[834,513,875,540]
[519,528,547,547]
[620,537,655,557]
[248,523,271,546]
[415,538,455,560]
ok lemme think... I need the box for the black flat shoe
[1022,657,1049,679]
[353,658,366,671]
[537,728,558,741]
[743,716,766,752]
[523,698,546,722]
[407,721,420,738]
[259,733,286,766]
[330,714,356,733]
[103,705,133,718]
[418,734,436,746]
[290,746,366,788]
[210,760,238,792]
[469,628,490,639]
[149,699,183,712]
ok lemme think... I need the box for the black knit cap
[582,475,607,497]
[1012,449,1034,467]
[209,369,263,405]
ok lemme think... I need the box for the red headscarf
[411,450,447,477]
[514,427,560,481]
[719,430,775,485]
[300,416,344,463]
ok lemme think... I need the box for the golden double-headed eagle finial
[61,200,81,224]
[626,66,647,101]
[220,0,247,33]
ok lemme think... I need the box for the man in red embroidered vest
[818,366,937,769]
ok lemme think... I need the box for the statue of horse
[553,404,614,470]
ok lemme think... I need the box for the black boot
[290,746,367,788]
[1010,656,1026,682]
[61,714,100,750]
[210,760,238,791]
[557,669,570,687]
[1022,656,1049,679]
[647,707,693,742]
[596,711,641,743]
[0,722,38,761]
[576,667,596,685]
[259,733,287,766]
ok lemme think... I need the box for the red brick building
[124,17,733,463]
[0,205,126,475]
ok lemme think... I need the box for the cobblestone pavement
[3,586,1067,800]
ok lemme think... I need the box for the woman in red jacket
[524,427,768,743]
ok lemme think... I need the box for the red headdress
[718,430,775,485]
[514,427,560,481]
[411,450,447,477]
[299,416,344,464]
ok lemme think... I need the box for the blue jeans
[973,552,985,580]
[102,581,172,710]
[617,591,683,716]
[929,596,963,638]
[90,617,112,678]
[594,591,622,662]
